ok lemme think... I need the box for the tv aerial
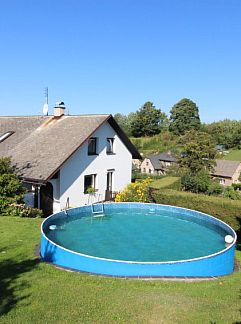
[42,87,49,116]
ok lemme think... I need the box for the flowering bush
[115,178,152,203]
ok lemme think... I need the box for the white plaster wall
[59,122,132,208]
[140,158,155,174]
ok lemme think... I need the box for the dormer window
[0,131,14,143]
[106,138,114,154]
[88,137,97,155]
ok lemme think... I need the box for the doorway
[105,170,114,200]
[40,182,53,216]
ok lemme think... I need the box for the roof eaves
[107,116,141,159]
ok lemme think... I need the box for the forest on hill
[114,99,241,157]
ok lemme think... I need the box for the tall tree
[131,101,163,137]
[169,98,201,135]
[114,112,137,137]
[203,119,241,148]
[179,130,217,173]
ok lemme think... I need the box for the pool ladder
[91,203,104,216]
[64,197,70,215]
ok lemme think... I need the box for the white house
[0,104,141,216]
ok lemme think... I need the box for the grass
[130,132,177,156]
[1,216,241,323]
[150,176,180,190]
[224,149,241,161]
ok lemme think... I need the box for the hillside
[130,132,178,157]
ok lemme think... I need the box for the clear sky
[1,0,241,122]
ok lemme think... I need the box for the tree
[131,102,163,137]
[169,98,201,135]
[0,158,42,217]
[203,119,241,148]
[181,170,211,193]
[114,112,137,137]
[0,158,26,216]
[179,130,217,173]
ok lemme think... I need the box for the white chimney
[54,101,66,117]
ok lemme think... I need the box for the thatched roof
[212,160,241,178]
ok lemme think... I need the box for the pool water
[46,207,227,262]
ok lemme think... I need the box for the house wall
[132,159,142,170]
[58,122,132,208]
[212,176,233,186]
[140,158,155,174]
[232,163,241,183]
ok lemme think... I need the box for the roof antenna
[42,87,49,116]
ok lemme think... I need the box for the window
[106,138,114,154]
[219,178,225,185]
[146,161,149,166]
[88,137,97,155]
[0,131,14,143]
[149,169,152,174]
[84,174,96,193]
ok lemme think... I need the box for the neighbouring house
[140,152,177,175]
[132,158,142,171]
[211,160,241,186]
[0,104,141,216]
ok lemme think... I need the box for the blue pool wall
[40,203,237,277]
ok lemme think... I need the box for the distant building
[211,160,241,186]
[140,152,177,175]
[132,158,142,171]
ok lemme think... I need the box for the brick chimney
[54,102,66,117]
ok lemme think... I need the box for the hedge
[150,188,241,234]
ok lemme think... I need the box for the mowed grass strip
[224,149,241,161]
[0,216,241,323]
[150,177,181,190]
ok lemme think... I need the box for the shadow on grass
[0,241,57,316]
[0,257,40,316]
[236,215,241,252]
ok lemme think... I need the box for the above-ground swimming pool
[40,203,236,277]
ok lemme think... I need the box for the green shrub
[151,188,241,232]
[0,202,43,218]
[132,171,164,181]
[115,178,152,202]
[232,183,241,191]
[223,186,241,200]
[181,170,211,193]
[207,182,223,196]
[0,158,43,218]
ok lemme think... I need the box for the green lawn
[1,216,241,323]
[224,149,241,161]
[150,177,180,190]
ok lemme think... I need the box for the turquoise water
[46,208,227,262]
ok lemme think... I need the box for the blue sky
[1,0,241,122]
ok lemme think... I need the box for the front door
[40,182,53,217]
[105,171,113,200]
